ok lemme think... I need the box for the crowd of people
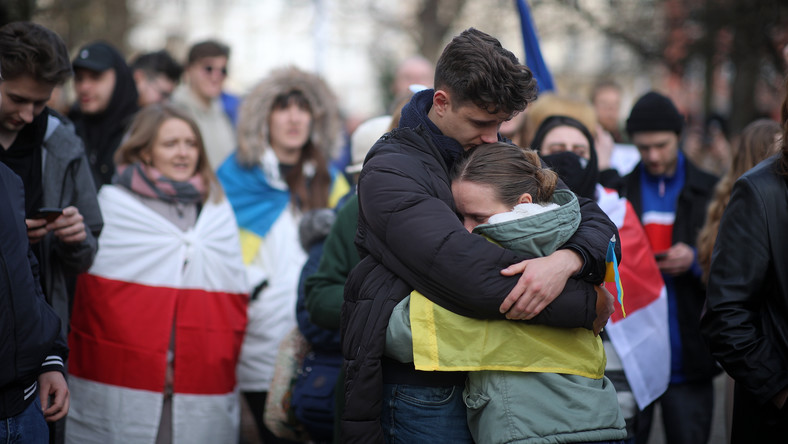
[1,19,787,444]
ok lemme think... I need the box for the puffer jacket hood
[236,66,343,166]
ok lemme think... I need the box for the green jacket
[305,193,360,330]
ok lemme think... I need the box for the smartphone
[654,252,668,261]
[32,207,63,223]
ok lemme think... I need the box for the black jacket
[700,155,788,440]
[341,125,619,443]
[0,163,68,419]
[624,158,719,381]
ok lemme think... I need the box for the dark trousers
[730,382,788,443]
[635,379,714,444]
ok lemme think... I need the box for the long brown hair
[272,90,331,211]
[236,67,341,211]
[114,104,223,202]
[452,142,557,206]
[696,118,781,281]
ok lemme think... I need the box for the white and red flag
[66,185,248,444]
[597,185,670,410]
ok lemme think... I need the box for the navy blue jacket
[0,163,68,419]
[624,158,720,381]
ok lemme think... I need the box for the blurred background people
[683,113,733,178]
[69,41,139,188]
[217,66,348,444]
[531,114,670,442]
[696,118,781,282]
[171,40,236,170]
[499,108,528,147]
[66,104,248,444]
[130,50,183,107]
[622,91,719,444]
[700,84,788,443]
[525,93,626,192]
[389,55,434,110]
[591,79,625,143]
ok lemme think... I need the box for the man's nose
[645,147,659,162]
[20,104,35,123]
[480,129,498,144]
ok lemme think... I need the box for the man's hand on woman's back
[499,249,583,320]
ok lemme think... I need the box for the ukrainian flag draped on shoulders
[218,149,349,264]
[402,190,606,379]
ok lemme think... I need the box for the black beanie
[625,91,684,136]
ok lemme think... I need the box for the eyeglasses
[203,65,228,77]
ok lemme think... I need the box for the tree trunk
[729,4,761,135]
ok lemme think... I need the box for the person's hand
[47,206,87,244]
[25,218,49,244]
[593,285,615,336]
[656,242,694,276]
[38,371,70,422]
[499,249,582,320]
[595,124,615,171]
[772,387,788,409]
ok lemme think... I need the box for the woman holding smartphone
[65,105,248,444]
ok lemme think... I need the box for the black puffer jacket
[340,123,619,443]
[0,163,68,419]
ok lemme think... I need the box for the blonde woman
[66,105,248,444]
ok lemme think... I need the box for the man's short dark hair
[186,40,230,66]
[0,22,72,84]
[435,28,537,115]
[130,50,183,83]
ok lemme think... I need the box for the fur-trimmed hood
[236,66,342,166]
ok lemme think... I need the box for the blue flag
[515,0,555,93]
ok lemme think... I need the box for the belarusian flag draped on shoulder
[597,186,670,410]
[67,185,249,444]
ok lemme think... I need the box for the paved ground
[646,373,729,444]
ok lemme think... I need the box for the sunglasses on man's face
[202,65,228,77]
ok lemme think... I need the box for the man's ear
[432,89,450,117]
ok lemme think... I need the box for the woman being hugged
[386,142,626,444]
[66,104,249,443]
[216,66,349,443]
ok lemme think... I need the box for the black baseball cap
[72,42,115,72]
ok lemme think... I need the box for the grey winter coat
[39,113,103,336]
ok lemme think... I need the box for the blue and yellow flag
[605,235,626,317]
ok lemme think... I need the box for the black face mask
[541,151,598,200]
